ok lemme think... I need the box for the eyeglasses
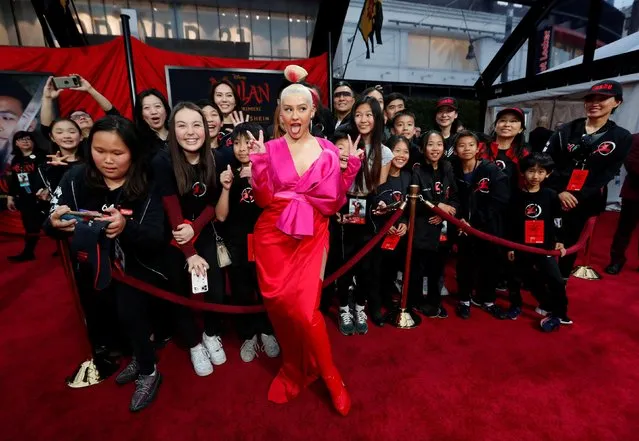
[70,112,91,120]
[333,91,353,98]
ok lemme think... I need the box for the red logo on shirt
[594,141,616,156]
[434,181,443,194]
[240,187,254,203]
[475,178,490,193]
[391,191,403,202]
[192,182,207,197]
[525,203,542,219]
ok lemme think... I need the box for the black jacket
[44,164,166,283]
[543,118,632,212]
[453,159,510,236]
[412,161,459,250]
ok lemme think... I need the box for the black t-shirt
[153,150,217,221]
[507,187,563,250]
[226,169,262,244]
[9,150,47,197]
[44,160,83,193]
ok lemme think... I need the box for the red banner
[0,36,328,120]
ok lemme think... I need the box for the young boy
[505,153,570,332]
[391,110,422,169]
[452,130,510,320]
[216,122,280,361]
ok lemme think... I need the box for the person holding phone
[46,116,165,411]
[40,75,120,141]
[153,102,226,377]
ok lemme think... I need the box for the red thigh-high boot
[308,309,351,416]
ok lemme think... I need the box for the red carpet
[1,211,639,441]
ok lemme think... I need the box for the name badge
[525,220,545,244]
[381,234,400,250]
[17,172,30,186]
[343,197,367,225]
[566,169,589,191]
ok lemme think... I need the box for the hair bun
[284,65,308,83]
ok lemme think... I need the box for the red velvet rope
[322,206,407,287]
[425,200,596,256]
[108,206,405,313]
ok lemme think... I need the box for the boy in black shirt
[216,122,279,362]
[391,110,422,169]
[506,153,569,332]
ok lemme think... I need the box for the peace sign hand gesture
[247,130,266,155]
[348,134,364,160]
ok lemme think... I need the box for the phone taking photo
[52,75,81,90]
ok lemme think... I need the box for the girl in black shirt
[370,135,411,325]
[44,118,84,197]
[216,122,279,362]
[155,102,227,377]
[411,131,459,318]
[46,116,164,411]
[7,131,47,262]
[198,99,235,174]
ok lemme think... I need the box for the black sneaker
[495,281,508,293]
[130,372,162,412]
[505,306,521,320]
[482,303,506,320]
[604,261,624,275]
[470,297,482,307]
[456,302,471,319]
[371,311,385,327]
[559,316,573,325]
[116,358,140,385]
[436,306,448,319]
[540,316,561,332]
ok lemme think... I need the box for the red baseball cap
[585,80,623,100]
[495,107,526,128]
[436,97,458,111]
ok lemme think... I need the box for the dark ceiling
[156,0,321,16]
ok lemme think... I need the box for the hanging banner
[165,66,285,127]
[535,26,554,73]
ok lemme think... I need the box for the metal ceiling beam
[309,0,350,58]
[473,0,561,92]
[485,48,639,101]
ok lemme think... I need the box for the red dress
[250,136,360,408]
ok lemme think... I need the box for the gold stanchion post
[571,219,601,280]
[389,185,422,328]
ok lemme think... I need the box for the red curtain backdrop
[0,38,328,235]
[0,37,328,120]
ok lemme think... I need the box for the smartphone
[53,75,81,90]
[61,210,103,222]
[191,270,208,294]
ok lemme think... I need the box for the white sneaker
[202,333,227,365]
[441,285,450,297]
[240,335,259,363]
[190,344,213,376]
[260,333,280,358]
[535,307,549,317]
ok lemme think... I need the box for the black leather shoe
[604,262,624,275]
[371,311,385,327]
